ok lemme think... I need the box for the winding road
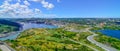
[67,28,99,51]
[0,42,15,51]
[0,44,11,51]
[0,24,119,51]
[69,27,119,51]
[65,37,98,51]
[84,28,118,51]
[87,33,118,51]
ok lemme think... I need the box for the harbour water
[99,30,120,39]
[0,23,57,41]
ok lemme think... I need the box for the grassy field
[6,28,94,51]
[94,32,120,50]
[0,49,2,51]
[0,24,18,33]
[63,24,104,51]
[71,32,104,51]
[91,26,120,50]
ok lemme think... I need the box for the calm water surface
[0,23,57,41]
[99,30,120,39]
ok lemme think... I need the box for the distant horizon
[0,17,120,19]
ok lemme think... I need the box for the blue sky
[0,0,120,18]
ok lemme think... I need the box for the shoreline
[0,23,58,41]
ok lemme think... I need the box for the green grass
[63,24,105,51]
[0,24,18,33]
[70,32,105,51]
[94,34,120,50]
[64,24,88,30]
[6,28,93,51]
[0,49,2,51]
[90,26,120,50]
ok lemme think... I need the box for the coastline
[0,23,58,41]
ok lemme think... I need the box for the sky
[0,0,120,18]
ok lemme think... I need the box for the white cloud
[0,0,56,18]
[57,0,60,3]
[0,1,33,17]
[41,0,54,9]
[29,0,54,9]
[47,4,54,9]
[24,0,30,6]
[35,8,41,13]
[18,0,21,2]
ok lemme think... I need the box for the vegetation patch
[6,28,93,51]
[0,24,18,33]
[94,32,120,50]
[0,49,2,51]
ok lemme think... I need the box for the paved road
[0,42,15,51]
[69,27,119,51]
[87,34,118,51]
[0,44,11,51]
[67,28,99,51]
[65,37,98,51]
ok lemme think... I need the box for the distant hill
[0,19,22,30]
